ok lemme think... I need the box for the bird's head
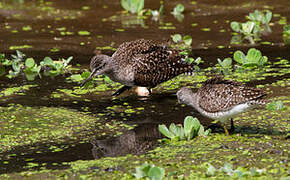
[176,87,194,105]
[80,54,112,87]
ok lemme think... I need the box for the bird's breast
[106,66,135,86]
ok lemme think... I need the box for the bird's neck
[188,93,199,109]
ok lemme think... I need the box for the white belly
[201,103,252,124]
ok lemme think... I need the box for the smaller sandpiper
[177,77,268,135]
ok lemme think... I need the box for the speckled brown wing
[111,39,195,87]
[197,77,267,113]
[132,48,195,87]
[112,39,162,64]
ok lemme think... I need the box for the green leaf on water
[246,48,262,64]
[194,57,202,64]
[136,0,144,14]
[81,71,91,78]
[173,3,184,14]
[159,4,164,16]
[134,163,150,178]
[283,25,290,36]
[171,34,182,43]
[42,57,54,66]
[70,74,83,82]
[121,0,130,12]
[265,11,272,23]
[233,50,246,64]
[230,21,240,32]
[175,125,185,140]
[191,117,201,134]
[169,123,178,136]
[241,21,255,35]
[104,75,112,83]
[147,166,165,180]
[183,35,192,46]
[184,116,195,140]
[221,163,234,174]
[218,58,232,68]
[158,124,174,139]
[25,58,35,68]
[22,25,32,31]
[198,125,205,136]
[134,163,164,180]
[201,28,211,32]
[78,31,90,36]
[25,72,37,81]
[185,57,194,64]
[121,0,144,14]
[266,100,284,110]
[206,164,216,176]
[223,58,232,66]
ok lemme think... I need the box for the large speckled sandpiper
[177,77,268,135]
[81,39,195,96]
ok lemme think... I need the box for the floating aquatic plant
[121,0,144,15]
[215,48,269,77]
[283,25,290,36]
[171,3,184,22]
[206,163,265,178]
[231,21,261,44]
[0,50,72,80]
[171,34,192,48]
[216,57,233,75]
[40,56,72,77]
[150,4,164,21]
[158,116,210,141]
[283,25,290,44]
[216,48,268,71]
[247,10,272,26]
[170,34,201,71]
[133,163,165,180]
[266,100,284,111]
[230,10,273,44]
[233,48,268,67]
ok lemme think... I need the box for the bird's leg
[148,88,152,95]
[112,86,132,96]
[223,125,230,136]
[229,118,235,133]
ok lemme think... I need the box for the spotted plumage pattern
[82,39,196,95]
[177,77,268,135]
[197,77,268,113]
[111,39,195,88]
